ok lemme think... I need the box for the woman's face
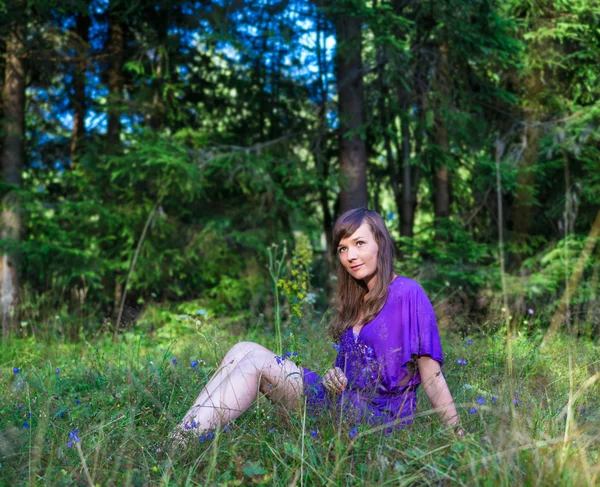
[337,222,379,290]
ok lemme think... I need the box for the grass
[1,311,599,486]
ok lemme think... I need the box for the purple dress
[302,276,444,430]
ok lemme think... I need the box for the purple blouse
[302,276,444,430]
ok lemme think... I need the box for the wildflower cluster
[275,351,298,365]
[278,234,313,325]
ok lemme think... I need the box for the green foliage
[278,233,313,326]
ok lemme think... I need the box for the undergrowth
[1,312,599,486]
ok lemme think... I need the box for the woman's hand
[322,367,348,394]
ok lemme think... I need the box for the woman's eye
[357,241,365,246]
[338,247,346,253]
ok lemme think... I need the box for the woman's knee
[221,341,265,367]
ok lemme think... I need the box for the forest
[0,0,599,485]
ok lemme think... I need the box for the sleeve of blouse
[378,281,444,392]
[410,284,444,365]
[393,282,444,369]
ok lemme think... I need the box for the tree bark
[434,40,450,219]
[106,10,125,148]
[336,14,368,213]
[70,11,90,163]
[1,26,26,338]
[511,68,543,265]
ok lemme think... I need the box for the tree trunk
[511,68,543,265]
[336,14,368,213]
[434,40,450,220]
[1,26,26,338]
[70,11,90,163]
[106,7,126,325]
[106,10,125,148]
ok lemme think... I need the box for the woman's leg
[175,342,303,438]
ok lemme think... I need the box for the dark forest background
[1,0,599,341]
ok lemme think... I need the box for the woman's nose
[346,246,357,260]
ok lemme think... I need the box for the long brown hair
[328,208,396,341]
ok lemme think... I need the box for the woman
[174,208,462,442]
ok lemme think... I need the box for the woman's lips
[350,264,362,270]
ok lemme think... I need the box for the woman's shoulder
[389,275,427,301]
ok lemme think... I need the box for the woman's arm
[417,355,463,435]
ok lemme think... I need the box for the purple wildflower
[69,429,80,443]
[311,430,317,438]
[477,397,485,405]
[469,408,477,414]
[75,400,81,406]
[491,397,497,403]
[13,367,20,374]
[457,359,467,365]
[285,351,291,358]
[292,351,298,357]
[512,398,519,405]
[172,358,178,365]
[528,308,534,315]
[190,360,199,368]
[349,428,358,439]
[224,425,232,434]
[23,422,29,429]
[266,327,270,331]
[55,368,60,375]
[67,441,73,448]
[579,355,583,361]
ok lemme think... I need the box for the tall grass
[1,309,598,486]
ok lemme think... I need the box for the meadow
[1,307,598,486]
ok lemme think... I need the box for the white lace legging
[175,341,304,436]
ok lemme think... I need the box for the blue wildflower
[23,422,29,429]
[477,396,485,405]
[207,431,214,439]
[266,327,270,331]
[67,441,73,448]
[469,408,477,414]
[512,398,519,405]
[190,360,199,368]
[292,351,298,357]
[69,429,80,443]
[275,355,286,365]
[75,400,81,406]
[579,355,583,361]
[13,367,20,374]
[311,430,317,438]
[172,358,178,365]
[269,427,276,432]
[199,435,206,444]
[491,397,497,403]
[18,405,23,410]
[224,425,232,434]
[528,308,534,315]
[457,359,467,365]
[349,428,358,439]
[55,368,60,375]
[285,351,291,358]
